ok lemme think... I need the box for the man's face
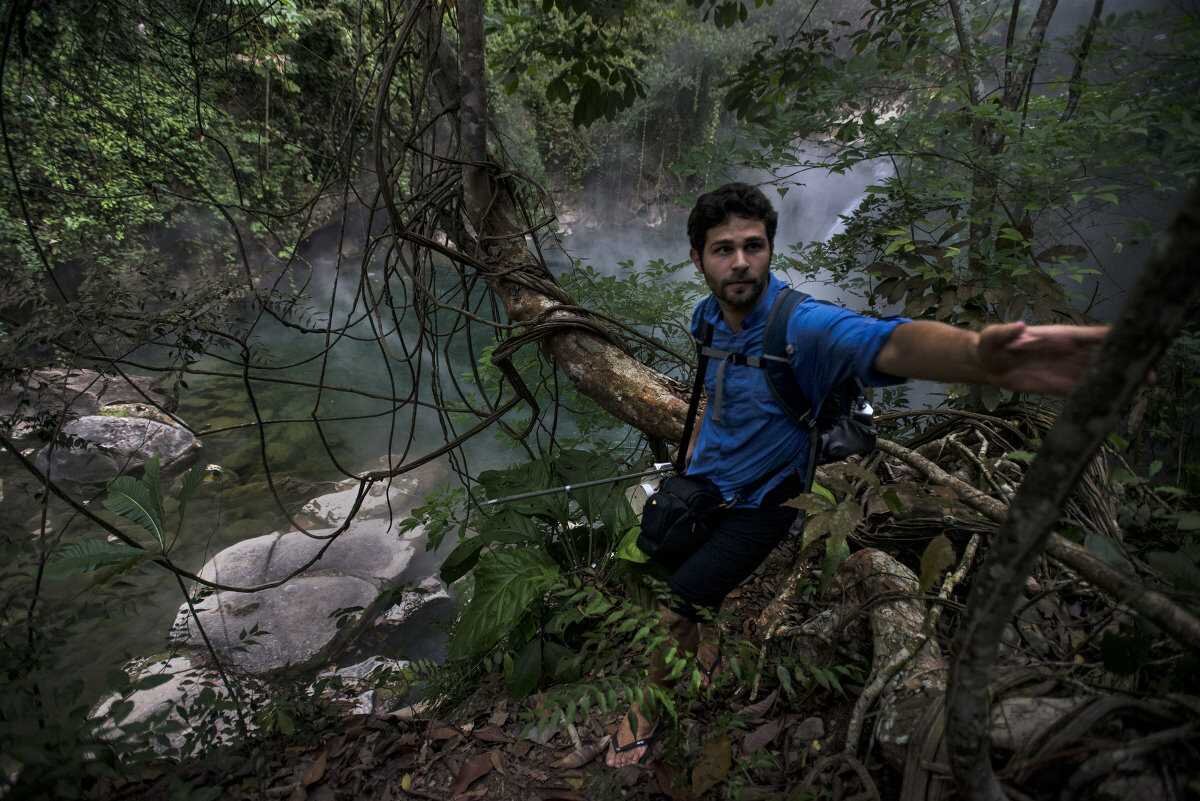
[691,215,772,312]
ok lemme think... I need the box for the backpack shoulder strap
[762,287,814,427]
[675,318,714,473]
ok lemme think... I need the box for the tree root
[876,437,1200,649]
[771,548,1197,800]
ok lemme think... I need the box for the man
[606,182,1109,767]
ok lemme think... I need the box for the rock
[99,402,179,427]
[793,716,825,742]
[376,576,451,626]
[0,368,177,435]
[33,415,199,484]
[91,655,255,756]
[186,576,378,674]
[196,525,416,589]
[175,523,419,674]
[300,459,447,528]
[320,655,410,683]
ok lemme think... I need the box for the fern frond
[45,539,145,578]
[104,476,165,549]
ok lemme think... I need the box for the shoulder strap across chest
[694,287,815,427]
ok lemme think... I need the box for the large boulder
[0,368,177,434]
[176,523,420,673]
[33,415,199,484]
[186,576,380,674]
[91,655,259,757]
[195,524,417,589]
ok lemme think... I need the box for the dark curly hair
[687,182,778,253]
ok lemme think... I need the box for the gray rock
[0,368,177,428]
[196,525,416,589]
[319,655,409,683]
[793,716,825,742]
[186,576,378,674]
[91,655,252,756]
[377,576,451,626]
[300,467,437,529]
[33,415,199,484]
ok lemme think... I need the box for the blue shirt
[687,273,907,507]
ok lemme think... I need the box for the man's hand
[875,319,1111,396]
[977,322,1109,396]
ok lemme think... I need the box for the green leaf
[918,534,956,593]
[615,526,649,563]
[449,548,559,659]
[507,638,543,698]
[811,481,836,504]
[104,476,165,549]
[439,536,489,584]
[45,540,146,578]
[1005,450,1035,464]
[1175,511,1200,532]
[819,532,850,593]
[141,456,164,524]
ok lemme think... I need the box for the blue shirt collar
[700,272,785,332]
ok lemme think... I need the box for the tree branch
[1061,0,1105,123]
[945,186,1200,801]
[876,436,1200,650]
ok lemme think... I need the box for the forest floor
[92,544,874,801]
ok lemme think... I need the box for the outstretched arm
[873,320,1110,396]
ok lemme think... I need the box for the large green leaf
[104,476,165,549]
[45,540,146,579]
[555,449,620,523]
[478,459,568,523]
[506,637,543,698]
[140,456,165,526]
[449,548,559,659]
[615,526,649,564]
[440,517,540,584]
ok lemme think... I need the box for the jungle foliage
[2,0,1200,799]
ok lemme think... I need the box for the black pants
[653,482,801,621]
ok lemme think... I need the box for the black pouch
[637,474,724,562]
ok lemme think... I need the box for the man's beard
[718,273,767,309]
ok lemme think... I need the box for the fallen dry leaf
[488,750,506,774]
[735,690,778,722]
[473,725,512,744]
[654,762,692,801]
[301,750,327,786]
[490,700,509,727]
[552,738,606,769]
[448,752,495,796]
[429,724,463,741]
[508,740,534,758]
[741,719,783,755]
[691,735,731,798]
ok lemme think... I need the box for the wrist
[964,330,990,384]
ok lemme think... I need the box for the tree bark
[946,186,1200,801]
[397,0,691,443]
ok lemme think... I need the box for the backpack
[676,287,877,497]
